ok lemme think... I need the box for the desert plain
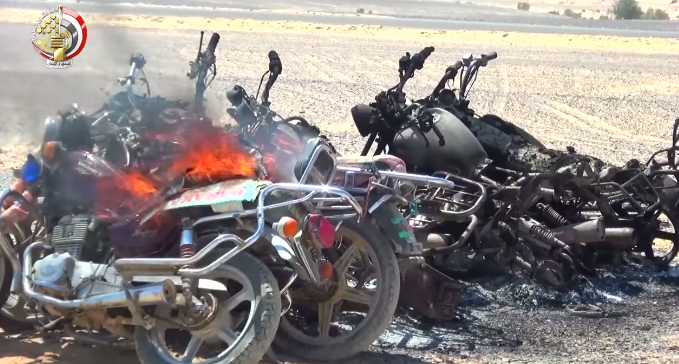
[0,2,679,364]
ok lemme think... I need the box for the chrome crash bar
[112,183,362,276]
[335,166,487,217]
[0,183,362,297]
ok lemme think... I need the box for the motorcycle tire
[0,251,13,320]
[0,230,36,333]
[272,218,401,361]
[0,294,37,333]
[133,252,281,364]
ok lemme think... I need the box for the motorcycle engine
[33,215,121,319]
[51,215,107,262]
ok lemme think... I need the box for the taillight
[304,214,335,249]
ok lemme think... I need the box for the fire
[167,122,256,183]
[94,169,159,219]
[124,172,157,195]
[95,121,257,218]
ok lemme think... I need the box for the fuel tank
[51,151,178,258]
[391,108,487,177]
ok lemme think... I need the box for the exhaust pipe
[23,242,176,310]
[549,221,637,249]
[551,219,606,244]
[601,227,637,250]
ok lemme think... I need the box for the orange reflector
[275,217,299,238]
[42,141,59,161]
[319,261,333,280]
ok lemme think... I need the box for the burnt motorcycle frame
[428,53,679,272]
[347,47,496,318]
[82,32,217,171]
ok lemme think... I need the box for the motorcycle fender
[162,179,272,213]
[131,276,227,291]
[369,199,422,256]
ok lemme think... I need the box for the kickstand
[264,348,280,364]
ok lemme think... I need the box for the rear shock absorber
[179,218,197,307]
[180,218,196,266]
[528,223,566,249]
[537,203,568,226]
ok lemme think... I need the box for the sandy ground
[2,10,679,364]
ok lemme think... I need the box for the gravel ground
[2,22,679,364]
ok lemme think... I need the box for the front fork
[367,194,423,257]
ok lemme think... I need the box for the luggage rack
[333,166,487,223]
[593,168,661,214]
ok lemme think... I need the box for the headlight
[294,137,336,185]
[21,155,42,183]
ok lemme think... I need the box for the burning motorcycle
[0,109,372,364]
[78,31,220,171]
[225,51,416,361]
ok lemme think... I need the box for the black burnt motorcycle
[350,48,679,292]
[421,52,679,271]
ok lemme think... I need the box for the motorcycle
[0,100,375,363]
[423,52,679,271]
[75,31,219,171]
[350,48,679,291]
[226,51,417,361]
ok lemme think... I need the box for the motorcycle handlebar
[261,50,283,105]
[482,52,498,61]
[206,33,220,54]
[431,60,463,98]
[396,46,435,93]
[459,52,498,99]
[268,50,282,75]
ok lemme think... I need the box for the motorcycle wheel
[273,218,400,361]
[0,247,13,320]
[631,206,679,268]
[0,294,37,333]
[0,230,38,333]
[133,252,281,364]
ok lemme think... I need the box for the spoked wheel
[630,206,679,268]
[273,219,400,361]
[134,252,281,364]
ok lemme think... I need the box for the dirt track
[2,12,679,364]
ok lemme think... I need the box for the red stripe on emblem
[62,7,88,60]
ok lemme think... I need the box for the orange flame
[167,122,256,183]
[94,122,257,219]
